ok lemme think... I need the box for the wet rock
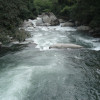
[92,33,100,38]
[36,12,60,26]
[42,14,51,23]
[89,29,94,33]
[75,21,80,26]
[77,26,90,31]
[0,42,2,47]
[23,20,35,28]
[61,22,74,27]
[49,43,83,49]
[50,19,60,26]
[59,19,65,23]
[36,17,44,26]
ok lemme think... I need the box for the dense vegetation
[0,0,35,43]
[34,0,100,28]
[0,0,100,43]
[58,0,100,28]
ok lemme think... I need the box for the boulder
[36,12,60,26]
[42,15,51,23]
[23,20,35,28]
[0,42,2,45]
[75,21,80,26]
[59,19,65,23]
[51,19,60,26]
[92,33,100,38]
[89,29,94,33]
[77,26,90,31]
[0,42,2,48]
[36,17,44,26]
[49,43,83,49]
[61,22,74,27]
[49,12,59,26]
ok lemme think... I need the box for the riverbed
[0,23,100,100]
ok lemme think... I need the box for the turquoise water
[0,25,100,100]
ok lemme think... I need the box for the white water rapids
[24,19,100,51]
[0,19,100,100]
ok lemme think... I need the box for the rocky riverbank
[59,19,100,38]
[0,12,100,49]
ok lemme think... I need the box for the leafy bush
[0,33,10,43]
[60,6,71,16]
[34,0,53,14]
[13,30,31,42]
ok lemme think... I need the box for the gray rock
[42,15,51,23]
[61,22,74,27]
[49,12,59,25]
[89,29,94,33]
[0,42,2,45]
[59,19,65,23]
[36,17,44,26]
[23,20,35,28]
[49,43,83,49]
[0,42,2,48]
[77,26,90,31]
[75,21,80,26]
[36,12,60,26]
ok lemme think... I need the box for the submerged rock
[61,22,74,27]
[77,26,90,31]
[49,43,83,49]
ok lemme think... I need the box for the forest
[0,0,100,43]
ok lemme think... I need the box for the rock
[0,42,2,45]
[42,15,51,23]
[38,15,43,18]
[59,19,65,23]
[36,17,44,26]
[23,20,35,28]
[77,26,90,31]
[61,22,74,27]
[7,35,13,41]
[51,19,60,26]
[89,29,94,33]
[92,33,100,38]
[0,42,2,48]
[69,20,73,22]
[75,21,80,26]
[49,12,59,26]
[49,43,83,49]
[36,12,60,26]
[94,27,100,33]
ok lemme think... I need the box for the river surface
[0,22,100,100]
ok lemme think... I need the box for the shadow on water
[0,44,27,57]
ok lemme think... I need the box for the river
[0,22,100,100]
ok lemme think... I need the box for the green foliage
[0,34,10,43]
[60,6,71,16]
[14,30,31,42]
[0,0,34,43]
[34,0,52,14]
[58,0,100,28]
[0,0,35,30]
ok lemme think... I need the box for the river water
[0,22,100,100]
